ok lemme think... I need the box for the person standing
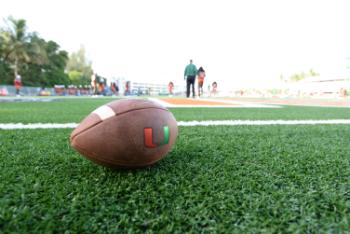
[168,81,174,96]
[91,73,97,95]
[211,81,218,96]
[197,67,206,97]
[14,74,22,97]
[184,59,197,98]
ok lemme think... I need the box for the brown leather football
[70,99,178,168]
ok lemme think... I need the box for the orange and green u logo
[144,126,170,148]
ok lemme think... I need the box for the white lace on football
[92,105,115,120]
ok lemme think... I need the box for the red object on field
[0,88,8,96]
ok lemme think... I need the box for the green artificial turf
[171,106,350,121]
[0,98,114,123]
[1,97,350,123]
[1,125,350,233]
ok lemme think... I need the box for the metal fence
[0,85,55,96]
[0,83,184,97]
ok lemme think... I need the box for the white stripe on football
[92,105,115,120]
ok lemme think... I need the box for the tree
[0,60,12,84]
[289,69,319,82]
[309,69,319,77]
[21,39,69,86]
[0,32,12,84]
[43,41,69,86]
[0,17,47,79]
[67,70,83,85]
[66,46,93,85]
[0,16,69,86]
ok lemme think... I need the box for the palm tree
[0,17,46,79]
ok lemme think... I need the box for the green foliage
[20,39,69,87]
[309,68,319,77]
[0,16,69,87]
[66,46,93,85]
[289,69,320,82]
[0,17,37,77]
[0,101,350,232]
[68,70,83,85]
[0,59,12,84]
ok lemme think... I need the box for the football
[70,99,178,168]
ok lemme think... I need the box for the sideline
[148,98,281,108]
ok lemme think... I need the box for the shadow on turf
[78,151,191,174]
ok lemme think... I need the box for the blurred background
[1,0,350,98]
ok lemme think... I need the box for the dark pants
[186,76,196,98]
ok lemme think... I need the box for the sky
[1,0,350,89]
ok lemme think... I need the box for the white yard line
[0,123,78,129]
[178,119,350,126]
[2,119,350,129]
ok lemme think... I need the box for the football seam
[71,106,169,141]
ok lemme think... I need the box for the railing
[0,85,55,96]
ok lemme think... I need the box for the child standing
[197,67,206,97]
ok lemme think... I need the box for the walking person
[184,59,197,98]
[14,74,22,97]
[197,67,205,97]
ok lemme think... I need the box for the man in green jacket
[184,59,197,98]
